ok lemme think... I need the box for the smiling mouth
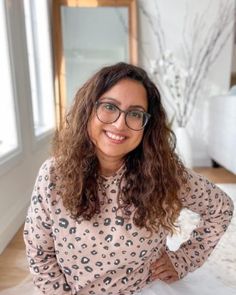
[105,131,126,141]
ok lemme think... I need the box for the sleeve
[165,169,234,279]
[23,159,72,294]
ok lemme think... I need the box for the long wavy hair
[52,62,187,235]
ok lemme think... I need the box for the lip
[104,130,128,143]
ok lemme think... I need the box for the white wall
[0,0,52,254]
[138,0,234,166]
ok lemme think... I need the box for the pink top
[24,159,234,295]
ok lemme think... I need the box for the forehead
[100,79,148,109]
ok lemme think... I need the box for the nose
[112,112,127,130]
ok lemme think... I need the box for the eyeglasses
[95,101,151,131]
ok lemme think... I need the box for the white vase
[174,127,193,168]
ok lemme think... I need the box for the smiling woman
[87,79,148,175]
[21,62,234,295]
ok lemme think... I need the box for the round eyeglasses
[95,101,151,131]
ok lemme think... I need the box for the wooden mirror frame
[52,0,138,125]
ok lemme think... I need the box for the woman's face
[87,79,148,164]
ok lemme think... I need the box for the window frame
[24,0,56,143]
[0,0,22,174]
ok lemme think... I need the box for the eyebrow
[99,97,146,111]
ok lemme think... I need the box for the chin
[99,148,127,159]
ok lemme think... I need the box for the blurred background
[0,0,235,292]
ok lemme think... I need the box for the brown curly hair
[52,62,187,235]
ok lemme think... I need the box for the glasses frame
[95,101,151,131]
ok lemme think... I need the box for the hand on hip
[149,252,179,284]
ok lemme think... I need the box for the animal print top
[23,159,234,295]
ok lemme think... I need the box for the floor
[0,225,28,291]
[0,167,236,291]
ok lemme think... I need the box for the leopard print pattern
[23,159,234,294]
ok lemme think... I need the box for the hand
[149,252,179,284]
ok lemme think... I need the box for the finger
[150,272,179,284]
[152,265,170,275]
[157,270,176,281]
[150,270,169,281]
[163,275,179,284]
[150,257,166,268]
[154,253,171,266]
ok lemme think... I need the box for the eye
[102,103,117,112]
[128,110,143,119]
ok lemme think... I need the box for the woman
[23,62,234,295]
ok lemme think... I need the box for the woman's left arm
[165,170,234,279]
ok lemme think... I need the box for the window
[0,1,19,161]
[24,0,55,138]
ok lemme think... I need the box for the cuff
[165,246,195,279]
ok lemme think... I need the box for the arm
[23,160,72,294]
[166,169,234,279]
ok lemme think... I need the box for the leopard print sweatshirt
[23,159,234,295]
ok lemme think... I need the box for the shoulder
[179,168,233,206]
[33,158,62,208]
[184,168,214,187]
[178,168,217,202]
[36,157,58,181]
[38,157,56,174]
[35,157,58,190]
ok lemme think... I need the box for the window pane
[24,0,55,137]
[0,1,18,158]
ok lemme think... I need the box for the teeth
[106,131,125,141]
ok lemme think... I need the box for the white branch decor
[140,0,235,127]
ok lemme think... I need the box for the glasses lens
[95,102,150,130]
[126,110,148,130]
[96,102,119,123]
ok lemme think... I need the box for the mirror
[52,0,138,123]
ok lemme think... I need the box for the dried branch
[140,0,234,127]
[139,3,165,54]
